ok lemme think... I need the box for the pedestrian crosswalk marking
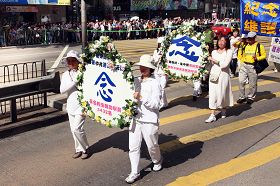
[166,76,279,105]
[232,71,273,80]
[160,110,280,154]
[161,91,280,126]
[166,141,280,186]
[231,78,280,91]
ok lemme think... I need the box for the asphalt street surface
[1,37,280,186]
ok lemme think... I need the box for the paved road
[1,70,280,185]
[1,37,280,185]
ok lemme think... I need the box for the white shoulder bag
[209,50,227,82]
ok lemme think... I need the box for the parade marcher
[126,55,162,184]
[236,32,267,104]
[60,50,89,159]
[192,78,202,101]
[235,34,249,84]
[200,25,215,93]
[235,34,248,64]
[205,36,234,123]
[229,29,240,77]
[153,37,168,109]
[204,25,215,54]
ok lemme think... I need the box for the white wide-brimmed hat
[135,54,156,69]
[247,31,257,38]
[62,50,82,64]
[241,34,247,39]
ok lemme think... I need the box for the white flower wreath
[76,36,137,129]
[160,24,210,81]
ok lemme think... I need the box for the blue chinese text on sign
[94,72,116,102]
[168,36,201,63]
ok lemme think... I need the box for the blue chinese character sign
[82,57,135,128]
[77,36,136,129]
[160,25,209,81]
[268,37,280,63]
[166,35,203,78]
[241,0,280,37]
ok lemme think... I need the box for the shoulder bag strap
[255,43,260,56]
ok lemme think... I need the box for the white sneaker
[125,173,140,184]
[153,159,163,172]
[221,110,226,119]
[205,115,216,123]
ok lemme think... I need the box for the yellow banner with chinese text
[241,0,280,37]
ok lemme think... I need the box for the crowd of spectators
[0,17,239,47]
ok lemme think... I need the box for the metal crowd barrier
[0,72,60,122]
[0,60,60,123]
[0,26,180,47]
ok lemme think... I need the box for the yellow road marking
[116,46,155,50]
[161,91,280,126]
[231,78,280,91]
[232,70,273,80]
[167,75,280,108]
[160,110,280,153]
[167,141,280,186]
[120,51,153,56]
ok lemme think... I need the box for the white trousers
[193,79,202,96]
[160,90,168,109]
[68,114,89,153]
[129,121,161,174]
[158,74,168,109]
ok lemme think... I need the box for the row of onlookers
[0,17,239,47]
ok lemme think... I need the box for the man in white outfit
[126,55,162,184]
[60,50,89,159]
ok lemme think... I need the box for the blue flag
[241,0,280,37]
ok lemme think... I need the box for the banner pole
[81,0,87,51]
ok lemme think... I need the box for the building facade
[0,1,69,24]
[92,0,240,20]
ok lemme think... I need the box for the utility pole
[81,0,87,51]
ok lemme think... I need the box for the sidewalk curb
[0,43,65,49]
[0,109,68,139]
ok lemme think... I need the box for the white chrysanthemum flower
[191,36,198,41]
[124,116,130,123]
[95,40,101,46]
[111,118,118,127]
[127,72,132,78]
[100,36,105,41]
[90,48,95,53]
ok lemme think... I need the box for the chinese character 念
[169,36,201,62]
[94,72,116,102]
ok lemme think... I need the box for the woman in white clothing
[60,50,89,159]
[205,36,234,123]
[230,29,241,77]
[125,54,162,184]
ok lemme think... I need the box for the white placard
[82,57,134,120]
[166,35,204,78]
[268,37,280,64]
